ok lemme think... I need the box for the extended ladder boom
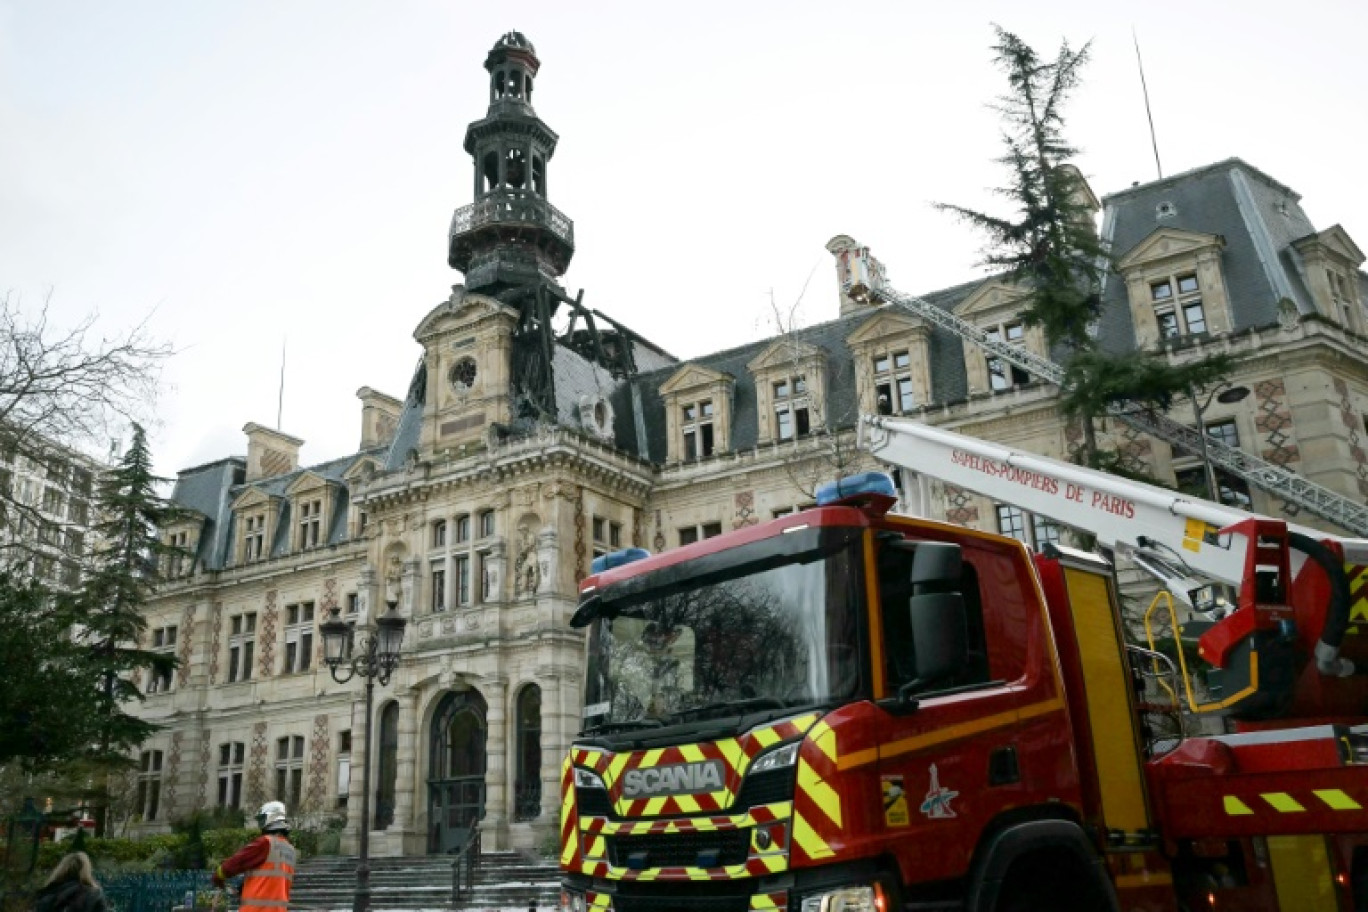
[832,241,1368,537]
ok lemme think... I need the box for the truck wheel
[994,856,1113,912]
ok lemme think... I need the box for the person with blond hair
[34,852,110,912]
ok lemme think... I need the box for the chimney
[242,423,303,482]
[357,387,403,449]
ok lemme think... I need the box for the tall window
[1328,268,1358,329]
[336,730,352,808]
[996,504,1060,551]
[678,521,723,547]
[872,351,915,415]
[592,516,622,558]
[275,735,306,807]
[136,750,164,821]
[243,514,266,562]
[454,514,471,544]
[298,499,322,550]
[166,530,188,577]
[282,602,314,674]
[1176,419,1253,509]
[455,555,471,607]
[773,377,812,440]
[431,565,447,612]
[478,510,495,539]
[1152,273,1206,338]
[984,323,1030,391]
[217,742,245,809]
[432,520,447,548]
[682,400,715,460]
[346,592,359,615]
[514,684,542,821]
[147,626,177,694]
[228,612,257,683]
[42,487,62,515]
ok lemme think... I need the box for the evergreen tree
[939,26,1232,467]
[77,423,182,830]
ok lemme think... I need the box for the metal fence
[103,871,216,912]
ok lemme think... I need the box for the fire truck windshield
[580,527,864,733]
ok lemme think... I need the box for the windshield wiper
[580,718,665,736]
[667,696,787,723]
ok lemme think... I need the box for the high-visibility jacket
[234,835,295,912]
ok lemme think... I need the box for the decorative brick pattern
[209,601,223,684]
[304,714,330,812]
[198,729,212,807]
[944,484,979,526]
[321,578,338,612]
[258,589,278,678]
[1254,378,1302,517]
[1332,378,1368,498]
[633,507,643,549]
[165,731,183,815]
[246,721,269,809]
[573,487,587,582]
[733,491,756,529]
[177,605,195,686]
[652,510,665,552]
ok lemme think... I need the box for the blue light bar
[591,547,652,574]
[816,472,897,506]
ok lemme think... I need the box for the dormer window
[682,401,715,460]
[244,515,266,562]
[1152,273,1206,339]
[773,378,811,440]
[872,352,915,415]
[298,499,322,550]
[984,323,1031,391]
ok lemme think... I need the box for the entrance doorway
[427,690,487,854]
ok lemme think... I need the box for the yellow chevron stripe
[753,727,780,749]
[607,753,630,783]
[587,835,607,859]
[1224,796,1254,815]
[797,760,842,828]
[641,748,665,767]
[790,810,835,860]
[674,793,701,814]
[750,895,778,909]
[1315,789,1362,810]
[840,696,1066,770]
[643,796,668,816]
[717,738,746,773]
[810,720,838,765]
[1262,793,1305,813]
[679,743,705,763]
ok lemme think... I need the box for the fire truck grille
[735,767,795,809]
[608,880,757,912]
[576,787,613,818]
[606,828,750,869]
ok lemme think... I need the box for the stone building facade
[128,33,1368,854]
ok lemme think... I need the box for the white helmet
[257,801,290,833]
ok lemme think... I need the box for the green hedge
[23,826,330,878]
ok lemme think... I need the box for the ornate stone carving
[258,589,278,678]
[514,522,540,597]
[305,714,330,813]
[246,721,269,810]
[209,601,223,684]
[165,731,183,815]
[177,604,195,687]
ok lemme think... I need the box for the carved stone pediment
[413,290,517,341]
[845,307,929,347]
[231,486,280,511]
[1116,227,1225,272]
[1292,224,1365,266]
[342,456,381,483]
[952,280,1030,320]
[284,470,334,497]
[746,339,825,374]
[658,362,732,395]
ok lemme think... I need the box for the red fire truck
[558,419,1368,912]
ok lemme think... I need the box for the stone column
[341,693,366,855]
[535,670,564,825]
[481,675,509,848]
[358,563,376,623]
[536,528,559,598]
[484,539,506,604]
[391,687,421,853]
[401,558,421,615]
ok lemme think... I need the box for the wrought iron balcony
[449,190,574,247]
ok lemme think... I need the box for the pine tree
[939,26,1232,467]
[77,423,183,831]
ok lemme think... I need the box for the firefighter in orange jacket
[211,801,296,912]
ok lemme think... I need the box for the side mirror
[897,591,968,706]
[912,541,962,593]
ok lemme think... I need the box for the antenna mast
[1133,27,1163,180]
[277,338,286,430]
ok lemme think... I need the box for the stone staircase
[288,852,561,911]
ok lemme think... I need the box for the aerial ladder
[829,237,1368,538]
[859,412,1368,721]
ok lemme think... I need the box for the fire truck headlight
[574,767,607,790]
[799,883,882,912]
[750,741,801,775]
[559,888,587,912]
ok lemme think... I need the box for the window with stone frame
[346,591,359,615]
[432,519,447,548]
[1327,267,1361,332]
[984,323,1032,391]
[1150,272,1207,339]
[336,730,351,808]
[678,521,723,547]
[282,602,315,674]
[681,400,716,460]
[242,513,267,563]
[146,625,177,694]
[1174,419,1254,509]
[227,612,257,683]
[217,741,245,809]
[429,510,492,610]
[772,376,812,440]
[478,509,496,539]
[165,529,189,577]
[454,514,471,544]
[275,735,306,807]
[871,352,916,416]
[995,504,1061,551]
[136,750,164,821]
[297,498,323,551]
[592,515,623,558]
[42,487,62,516]
[771,503,816,519]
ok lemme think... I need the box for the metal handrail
[449,190,574,245]
[449,823,483,908]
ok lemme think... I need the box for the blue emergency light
[591,547,652,574]
[815,472,897,506]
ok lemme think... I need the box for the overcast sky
[3,0,1365,478]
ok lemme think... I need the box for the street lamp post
[1188,383,1251,503]
[321,600,407,912]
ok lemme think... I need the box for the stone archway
[426,689,488,853]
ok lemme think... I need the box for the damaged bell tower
[449,32,636,420]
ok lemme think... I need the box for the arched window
[514,684,541,821]
[375,701,399,830]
